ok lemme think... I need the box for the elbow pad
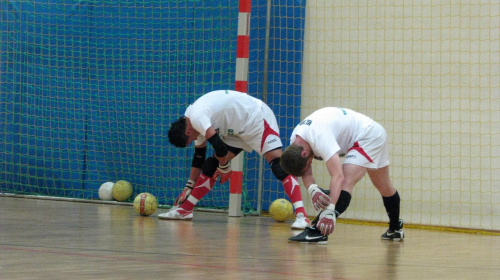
[191,146,207,168]
[207,134,228,158]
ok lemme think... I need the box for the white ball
[98,182,115,200]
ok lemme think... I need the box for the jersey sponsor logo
[261,120,280,152]
[267,139,277,144]
[227,129,234,135]
[346,154,356,159]
[299,119,312,126]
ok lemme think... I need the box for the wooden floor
[0,196,499,280]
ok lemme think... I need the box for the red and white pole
[234,0,251,93]
[229,0,251,217]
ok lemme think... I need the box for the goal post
[228,0,252,217]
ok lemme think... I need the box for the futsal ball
[98,182,114,200]
[269,198,294,222]
[112,180,133,202]
[133,193,158,216]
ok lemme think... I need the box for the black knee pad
[270,158,289,181]
[201,156,219,177]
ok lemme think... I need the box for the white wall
[300,0,499,230]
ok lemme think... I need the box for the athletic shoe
[381,219,404,241]
[158,207,193,220]
[291,213,311,230]
[288,226,328,245]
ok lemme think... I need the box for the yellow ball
[133,193,158,216]
[269,198,294,222]
[112,180,133,202]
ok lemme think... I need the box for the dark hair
[280,143,308,176]
[168,117,189,148]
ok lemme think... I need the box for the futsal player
[158,90,311,230]
[281,107,404,244]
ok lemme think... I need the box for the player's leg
[337,163,366,214]
[266,149,310,229]
[368,166,404,241]
[289,161,367,244]
[308,163,363,228]
[159,151,238,220]
[183,146,241,211]
[246,104,311,229]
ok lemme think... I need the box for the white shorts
[223,104,282,156]
[343,121,390,169]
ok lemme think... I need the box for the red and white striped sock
[282,175,307,217]
[180,174,215,211]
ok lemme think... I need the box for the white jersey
[185,90,281,155]
[291,107,376,163]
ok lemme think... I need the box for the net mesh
[1,0,499,231]
[0,0,240,208]
[300,0,499,231]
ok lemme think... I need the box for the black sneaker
[381,219,404,241]
[288,227,328,245]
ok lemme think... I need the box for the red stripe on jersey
[260,119,280,152]
[348,141,373,163]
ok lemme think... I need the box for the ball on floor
[98,182,114,201]
[112,180,133,202]
[269,198,294,222]
[133,193,158,216]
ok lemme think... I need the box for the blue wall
[0,0,304,211]
[245,0,305,211]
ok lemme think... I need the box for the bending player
[281,107,404,244]
[158,90,311,230]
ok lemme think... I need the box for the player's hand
[307,184,331,211]
[212,162,232,184]
[174,179,195,206]
[317,204,336,236]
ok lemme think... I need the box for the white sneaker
[158,207,193,220]
[291,213,311,230]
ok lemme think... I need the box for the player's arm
[303,163,331,211]
[325,153,345,204]
[205,126,232,183]
[301,163,315,188]
[188,143,207,181]
[205,126,229,165]
[314,154,344,236]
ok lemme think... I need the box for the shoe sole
[381,232,404,241]
[288,240,328,245]
[381,237,403,241]
[158,215,193,221]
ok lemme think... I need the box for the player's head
[280,143,309,176]
[168,117,189,148]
